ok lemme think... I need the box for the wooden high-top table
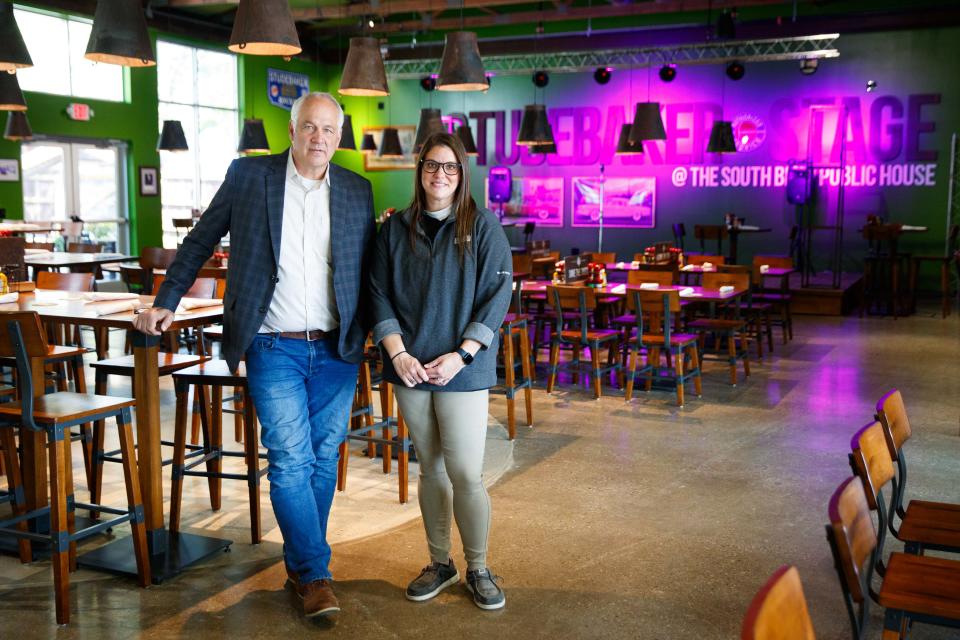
[1,292,230,582]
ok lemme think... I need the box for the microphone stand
[597,163,606,252]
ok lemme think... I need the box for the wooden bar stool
[337,356,411,504]
[0,311,150,624]
[495,278,533,439]
[169,360,266,544]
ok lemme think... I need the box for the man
[133,92,375,619]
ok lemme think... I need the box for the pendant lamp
[339,37,389,97]
[628,102,666,143]
[360,133,377,154]
[528,122,556,154]
[437,31,487,92]
[379,127,404,158]
[616,123,644,155]
[85,0,155,67]
[456,124,478,156]
[0,4,33,72]
[4,111,32,141]
[517,104,553,146]
[414,108,443,154]
[238,118,270,154]
[0,72,27,111]
[338,114,357,150]
[157,120,189,151]
[229,0,301,57]
[706,120,737,153]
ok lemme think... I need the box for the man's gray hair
[290,92,345,130]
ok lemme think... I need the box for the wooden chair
[25,242,54,251]
[687,272,751,386]
[36,271,95,348]
[741,565,816,640]
[588,251,616,265]
[752,255,793,344]
[909,223,958,317]
[545,285,621,399]
[622,288,701,407]
[874,390,960,553]
[0,312,150,623]
[512,253,532,276]
[826,476,960,640]
[495,278,533,439]
[686,254,725,267]
[124,247,178,295]
[615,270,679,331]
[169,360,267,543]
[66,242,103,253]
[694,224,728,255]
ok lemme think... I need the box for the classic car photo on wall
[484,176,564,227]
[571,176,656,228]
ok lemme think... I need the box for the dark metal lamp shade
[616,123,644,155]
[360,133,377,153]
[338,114,357,150]
[437,31,487,92]
[456,125,478,156]
[0,4,33,72]
[4,111,32,141]
[517,104,552,146]
[339,37,389,97]
[0,72,27,111]
[414,108,443,154]
[85,0,155,67]
[629,102,666,143]
[706,120,737,153]
[528,122,557,154]
[157,120,189,151]
[228,0,302,56]
[379,127,404,158]
[239,119,270,154]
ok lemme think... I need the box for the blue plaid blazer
[154,150,376,371]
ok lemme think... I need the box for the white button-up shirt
[259,154,338,333]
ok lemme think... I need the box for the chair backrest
[547,284,597,312]
[627,270,675,287]
[849,421,895,511]
[25,242,54,251]
[509,278,525,315]
[695,224,728,240]
[67,242,103,253]
[152,274,218,299]
[702,271,749,291]
[139,247,178,270]
[826,477,877,635]
[753,255,793,269]
[717,264,751,275]
[588,252,616,264]
[875,389,911,459]
[512,253,532,274]
[741,565,816,640]
[0,311,50,429]
[36,271,95,292]
[686,254,725,266]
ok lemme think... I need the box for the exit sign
[66,103,93,121]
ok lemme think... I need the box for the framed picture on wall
[571,176,656,229]
[0,159,19,182]
[362,126,417,172]
[484,176,564,227]
[139,166,159,197]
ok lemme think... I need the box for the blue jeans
[245,333,358,582]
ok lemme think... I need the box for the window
[157,41,239,248]
[13,6,124,102]
[21,139,130,253]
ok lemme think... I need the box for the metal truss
[384,33,840,78]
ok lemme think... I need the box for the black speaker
[787,167,809,205]
[488,166,512,203]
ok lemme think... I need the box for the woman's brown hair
[407,131,477,263]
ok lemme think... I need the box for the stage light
[593,67,611,85]
[799,59,818,76]
[716,9,736,39]
[533,70,550,88]
[726,61,745,81]
[866,79,878,92]
[659,64,677,82]
[368,18,375,28]
[420,76,436,91]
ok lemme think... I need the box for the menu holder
[563,255,591,283]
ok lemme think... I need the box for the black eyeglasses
[421,159,462,176]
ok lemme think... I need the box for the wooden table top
[24,252,134,267]
[521,281,747,301]
[0,222,59,233]
[0,291,223,329]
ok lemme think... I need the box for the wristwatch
[456,347,474,365]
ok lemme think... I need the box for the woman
[369,132,513,610]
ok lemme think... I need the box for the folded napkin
[719,285,735,293]
[680,264,695,271]
[90,300,139,316]
[0,292,19,304]
[701,262,714,270]
[678,287,695,297]
[759,264,770,274]
[176,297,222,312]
[609,284,626,294]
[83,292,140,302]
[639,282,660,289]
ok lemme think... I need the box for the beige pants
[394,387,491,571]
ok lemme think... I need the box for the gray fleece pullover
[369,205,513,391]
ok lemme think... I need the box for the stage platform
[790,272,863,316]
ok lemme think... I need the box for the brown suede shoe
[300,579,340,618]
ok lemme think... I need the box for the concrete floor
[1,309,959,639]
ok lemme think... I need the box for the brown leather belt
[278,329,332,341]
